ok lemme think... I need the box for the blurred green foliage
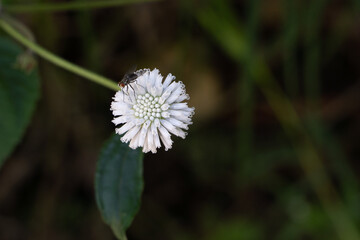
[0,37,40,164]
[0,0,360,239]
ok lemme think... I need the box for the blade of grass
[238,0,260,180]
[304,0,327,113]
[196,3,360,239]
[306,119,360,222]
[282,0,300,98]
[75,3,101,71]
[352,0,360,11]
[4,0,161,13]
[253,58,360,240]
[303,0,360,222]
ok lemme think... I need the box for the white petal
[111,103,132,115]
[147,69,159,91]
[138,120,151,147]
[134,118,145,125]
[114,91,124,101]
[113,109,134,117]
[170,103,189,110]
[136,74,147,87]
[159,95,169,105]
[125,84,137,103]
[183,106,195,113]
[163,81,179,93]
[154,75,164,96]
[112,109,125,116]
[154,118,161,128]
[167,117,189,130]
[175,93,190,103]
[158,125,173,150]
[151,123,161,149]
[161,111,170,118]
[143,136,150,153]
[161,119,186,138]
[163,73,175,89]
[134,83,146,95]
[145,129,157,153]
[120,91,134,105]
[129,131,141,149]
[159,82,179,104]
[169,110,193,123]
[112,116,129,125]
[154,85,163,97]
[115,122,135,135]
[161,104,169,111]
[111,101,130,111]
[154,73,163,87]
[121,125,141,143]
[150,86,158,96]
[150,68,159,81]
[166,85,185,104]
[146,129,154,149]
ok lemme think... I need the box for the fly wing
[120,65,137,85]
[125,65,137,74]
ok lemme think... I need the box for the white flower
[111,68,195,153]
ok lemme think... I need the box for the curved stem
[1,14,35,42]
[0,17,119,91]
[4,0,159,13]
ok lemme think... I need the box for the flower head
[111,68,195,153]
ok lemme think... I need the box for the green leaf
[0,36,40,166]
[95,134,144,240]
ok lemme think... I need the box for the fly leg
[128,83,136,100]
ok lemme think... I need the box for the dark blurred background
[0,0,360,239]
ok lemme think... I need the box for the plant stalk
[0,17,119,91]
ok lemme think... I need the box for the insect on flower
[118,66,146,94]
[111,68,195,153]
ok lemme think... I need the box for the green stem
[1,14,35,42]
[0,17,119,91]
[4,0,159,13]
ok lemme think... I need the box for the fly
[118,66,145,89]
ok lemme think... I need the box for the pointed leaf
[0,36,40,166]
[95,134,144,240]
